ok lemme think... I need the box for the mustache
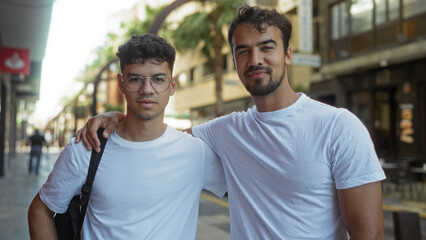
[137,96,157,102]
[244,66,272,77]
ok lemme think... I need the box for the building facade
[310,0,426,159]
[0,1,53,176]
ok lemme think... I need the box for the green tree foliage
[76,32,120,84]
[76,4,168,86]
[170,0,244,116]
[122,4,169,38]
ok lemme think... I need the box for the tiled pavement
[0,149,59,240]
[1,149,425,240]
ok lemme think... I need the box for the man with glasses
[28,34,226,239]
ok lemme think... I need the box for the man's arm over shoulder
[338,181,384,240]
[183,128,193,135]
[75,111,125,152]
[28,193,57,240]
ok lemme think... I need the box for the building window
[327,0,426,60]
[374,0,400,25]
[331,1,350,40]
[404,0,426,18]
[403,0,426,39]
[189,67,195,85]
[329,1,351,59]
[177,72,188,88]
[375,0,386,25]
[350,0,373,35]
[389,0,400,20]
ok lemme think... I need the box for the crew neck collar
[110,125,170,148]
[253,93,307,121]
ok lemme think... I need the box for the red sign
[0,47,30,75]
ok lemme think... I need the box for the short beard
[244,67,285,97]
[135,110,163,121]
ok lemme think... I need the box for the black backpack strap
[77,128,108,238]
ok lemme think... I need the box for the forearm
[112,111,126,123]
[76,110,126,150]
[28,193,57,240]
[338,182,384,240]
[348,229,383,240]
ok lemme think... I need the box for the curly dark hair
[228,4,292,54]
[116,34,176,73]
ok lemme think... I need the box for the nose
[248,49,263,67]
[138,78,155,94]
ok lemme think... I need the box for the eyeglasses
[121,74,172,93]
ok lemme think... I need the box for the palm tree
[170,0,243,117]
[77,32,120,85]
[122,5,169,39]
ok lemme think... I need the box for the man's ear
[285,46,292,65]
[117,74,125,94]
[170,76,178,96]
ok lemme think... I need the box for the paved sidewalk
[1,150,425,239]
[0,149,60,240]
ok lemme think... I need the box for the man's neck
[117,116,167,142]
[252,81,299,112]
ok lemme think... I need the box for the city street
[1,1,426,239]
[197,192,230,240]
[1,150,425,239]
[198,191,426,240]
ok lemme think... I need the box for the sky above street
[33,0,141,126]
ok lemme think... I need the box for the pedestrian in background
[28,129,45,175]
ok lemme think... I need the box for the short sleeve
[39,142,86,213]
[330,110,386,189]
[192,115,230,154]
[201,141,227,197]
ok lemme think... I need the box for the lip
[137,99,157,107]
[247,70,267,79]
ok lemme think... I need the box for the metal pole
[91,58,119,116]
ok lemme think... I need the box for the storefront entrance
[349,88,397,158]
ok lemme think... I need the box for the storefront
[311,58,426,159]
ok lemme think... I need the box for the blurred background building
[0,0,53,176]
[1,0,425,177]
[310,0,426,160]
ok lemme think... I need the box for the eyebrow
[235,39,278,52]
[126,72,167,77]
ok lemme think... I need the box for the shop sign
[399,103,414,144]
[298,0,313,53]
[292,53,321,67]
[0,47,30,75]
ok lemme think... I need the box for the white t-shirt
[40,126,227,240]
[193,93,385,240]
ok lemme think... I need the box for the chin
[137,111,163,121]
